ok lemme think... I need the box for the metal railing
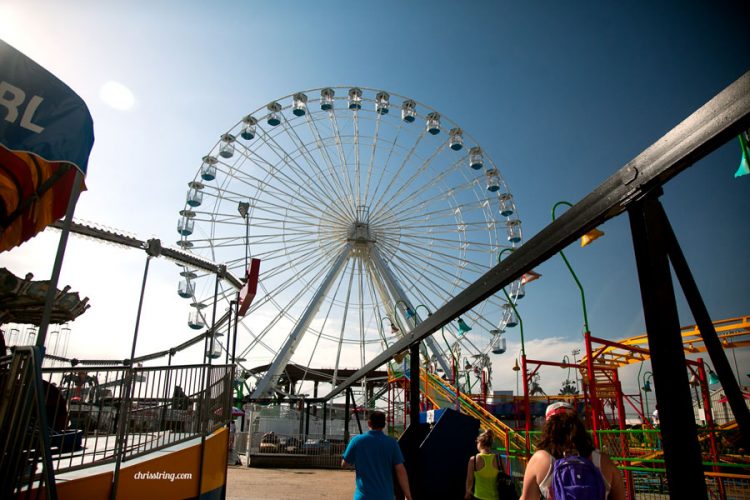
[246,431,354,468]
[0,345,233,497]
[39,362,232,473]
[0,347,57,498]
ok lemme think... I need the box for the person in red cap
[520,402,625,500]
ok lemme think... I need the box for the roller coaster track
[51,218,243,288]
[48,219,243,358]
[583,315,750,369]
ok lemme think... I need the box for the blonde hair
[477,429,494,449]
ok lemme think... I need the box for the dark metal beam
[326,71,750,401]
[657,201,750,448]
[628,194,707,499]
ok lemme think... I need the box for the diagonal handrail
[417,370,527,453]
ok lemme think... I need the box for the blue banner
[0,38,94,174]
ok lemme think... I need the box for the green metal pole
[552,201,590,333]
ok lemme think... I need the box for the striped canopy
[0,39,94,252]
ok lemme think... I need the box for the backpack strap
[590,449,602,470]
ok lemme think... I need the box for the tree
[559,379,577,395]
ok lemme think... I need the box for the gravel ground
[226,465,356,499]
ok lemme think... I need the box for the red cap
[545,402,574,420]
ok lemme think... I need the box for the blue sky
[2,1,748,401]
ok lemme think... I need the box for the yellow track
[583,315,750,368]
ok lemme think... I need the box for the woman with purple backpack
[520,402,625,500]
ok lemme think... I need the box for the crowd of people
[341,402,625,500]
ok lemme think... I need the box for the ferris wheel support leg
[251,245,352,399]
[369,248,452,375]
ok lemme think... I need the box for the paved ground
[226,465,356,499]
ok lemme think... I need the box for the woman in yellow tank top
[465,430,500,500]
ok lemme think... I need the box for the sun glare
[99,81,136,111]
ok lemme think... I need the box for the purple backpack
[551,454,606,500]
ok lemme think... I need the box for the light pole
[561,355,573,393]
[571,348,581,393]
[413,304,430,324]
[641,371,654,424]
[552,201,604,442]
[238,201,250,277]
[551,201,603,334]
[380,317,404,365]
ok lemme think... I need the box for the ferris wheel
[176,87,525,398]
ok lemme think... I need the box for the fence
[0,347,57,498]
[240,401,368,468]
[496,428,749,499]
[0,346,233,497]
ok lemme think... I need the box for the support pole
[112,245,157,500]
[37,168,84,351]
[322,402,328,439]
[344,388,352,444]
[231,297,239,365]
[369,247,451,374]
[584,331,600,447]
[252,245,351,398]
[628,194,707,499]
[410,342,420,427]
[197,269,222,497]
[305,401,310,439]
[521,354,531,457]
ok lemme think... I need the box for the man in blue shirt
[341,411,412,500]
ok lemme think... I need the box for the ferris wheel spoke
[367,129,427,218]
[357,259,367,368]
[382,187,487,227]
[363,265,393,349]
[238,253,340,359]
[367,126,407,214]
[392,241,495,294]
[201,168,328,226]
[362,112,382,208]
[388,261,489,355]
[279,115,350,205]
[383,182,493,226]
[353,110,361,207]
[304,112,357,221]
[370,144,456,220]
[296,254,357,391]
[398,230,501,252]
[331,259,357,386]
[326,111,358,211]
[216,153,325,217]
[251,124,346,211]
[391,256,502,337]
